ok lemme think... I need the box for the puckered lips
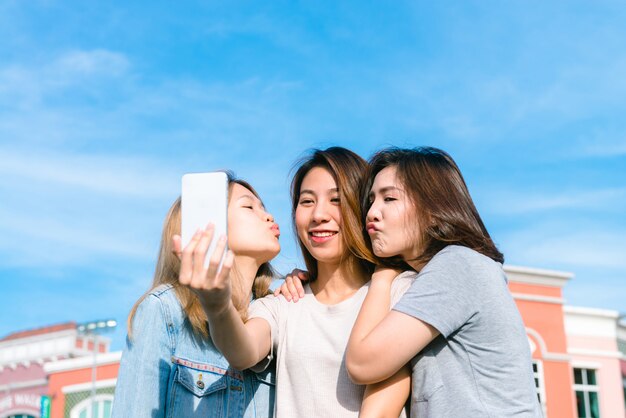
[366,222,380,235]
[270,223,280,238]
[308,229,338,244]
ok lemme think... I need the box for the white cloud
[0,147,178,199]
[52,49,130,78]
[0,147,180,268]
[0,49,130,109]
[0,205,154,267]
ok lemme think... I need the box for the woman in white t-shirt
[178,147,411,418]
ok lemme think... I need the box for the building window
[532,361,547,415]
[573,368,600,418]
[70,395,114,418]
[7,415,36,418]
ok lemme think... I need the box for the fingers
[205,235,228,286]
[192,224,215,287]
[295,271,306,298]
[217,250,234,283]
[274,268,310,301]
[179,229,203,286]
[278,281,292,302]
[285,276,300,302]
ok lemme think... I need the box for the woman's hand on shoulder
[371,266,403,284]
[172,224,234,315]
[273,268,309,302]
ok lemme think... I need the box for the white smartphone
[181,172,228,268]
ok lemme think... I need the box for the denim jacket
[112,284,275,418]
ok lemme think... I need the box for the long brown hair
[128,173,276,340]
[364,147,504,269]
[290,147,375,281]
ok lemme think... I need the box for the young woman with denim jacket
[111,174,281,418]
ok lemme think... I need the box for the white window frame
[69,394,114,418]
[532,360,547,416]
[573,367,601,418]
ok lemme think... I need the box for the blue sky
[1,1,625,350]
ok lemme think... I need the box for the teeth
[311,231,336,237]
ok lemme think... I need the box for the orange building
[506,265,626,418]
[44,353,120,418]
[506,265,577,417]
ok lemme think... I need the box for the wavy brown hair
[291,147,376,281]
[364,147,504,270]
[127,174,276,340]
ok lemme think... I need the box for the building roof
[0,322,77,343]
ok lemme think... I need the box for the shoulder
[251,293,282,307]
[148,283,176,299]
[389,270,418,303]
[250,293,285,315]
[426,245,499,272]
[135,284,185,327]
[419,246,505,289]
[393,270,418,285]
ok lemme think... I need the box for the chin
[372,243,387,257]
[261,246,281,262]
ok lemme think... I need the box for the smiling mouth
[310,231,337,237]
[308,231,338,242]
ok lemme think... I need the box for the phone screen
[181,172,228,268]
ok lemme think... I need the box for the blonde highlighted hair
[127,174,276,340]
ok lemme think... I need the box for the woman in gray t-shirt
[346,147,543,418]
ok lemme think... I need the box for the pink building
[564,306,626,418]
[618,318,626,413]
[0,323,110,418]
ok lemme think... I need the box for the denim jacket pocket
[170,356,240,418]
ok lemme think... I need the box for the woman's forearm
[346,278,394,383]
[203,300,267,370]
[359,367,411,418]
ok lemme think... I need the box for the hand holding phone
[178,172,235,314]
[181,172,228,268]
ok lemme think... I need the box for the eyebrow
[369,186,402,197]
[238,194,265,209]
[300,187,339,195]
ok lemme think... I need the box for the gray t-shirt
[393,245,542,418]
[249,273,414,418]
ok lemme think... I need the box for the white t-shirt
[248,272,415,418]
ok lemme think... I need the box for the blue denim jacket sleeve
[112,294,174,418]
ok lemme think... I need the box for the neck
[311,260,365,302]
[405,256,427,272]
[231,254,262,306]
[403,245,427,272]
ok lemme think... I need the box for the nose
[366,202,381,223]
[265,211,274,222]
[312,201,331,223]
